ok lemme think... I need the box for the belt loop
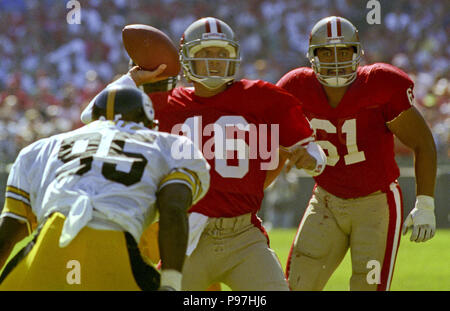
[232,217,239,231]
[216,218,223,229]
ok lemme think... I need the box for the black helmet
[92,85,157,129]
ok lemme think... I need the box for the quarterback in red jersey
[277,16,437,291]
[82,17,326,290]
[153,80,316,219]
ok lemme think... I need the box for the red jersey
[277,63,414,198]
[150,79,314,217]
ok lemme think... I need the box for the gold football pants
[286,183,403,291]
[181,213,289,291]
[0,212,159,291]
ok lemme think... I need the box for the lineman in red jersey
[277,16,437,291]
[82,17,326,290]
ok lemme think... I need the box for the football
[122,24,181,77]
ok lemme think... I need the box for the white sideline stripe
[386,182,402,291]
[293,204,311,249]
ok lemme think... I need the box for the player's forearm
[158,204,189,272]
[157,183,192,272]
[156,184,192,291]
[0,218,28,269]
[0,230,13,269]
[0,242,14,270]
[387,107,437,197]
[264,149,289,189]
[413,143,437,197]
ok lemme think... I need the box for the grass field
[265,228,450,291]
[220,228,450,291]
[3,228,449,291]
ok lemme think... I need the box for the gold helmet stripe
[106,89,117,120]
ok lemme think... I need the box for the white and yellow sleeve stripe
[158,168,203,204]
[2,186,37,234]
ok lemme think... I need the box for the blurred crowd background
[0,0,448,226]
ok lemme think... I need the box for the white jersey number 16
[183,116,249,179]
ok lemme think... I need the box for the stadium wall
[260,169,450,229]
[0,169,448,228]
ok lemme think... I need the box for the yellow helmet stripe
[106,89,117,120]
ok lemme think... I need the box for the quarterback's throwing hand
[402,195,436,242]
[129,64,168,86]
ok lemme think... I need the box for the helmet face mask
[307,16,363,88]
[180,17,241,90]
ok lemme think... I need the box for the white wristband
[415,195,435,211]
[160,269,182,291]
[304,142,327,176]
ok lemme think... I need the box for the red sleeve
[276,69,301,94]
[262,84,314,147]
[371,64,414,122]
